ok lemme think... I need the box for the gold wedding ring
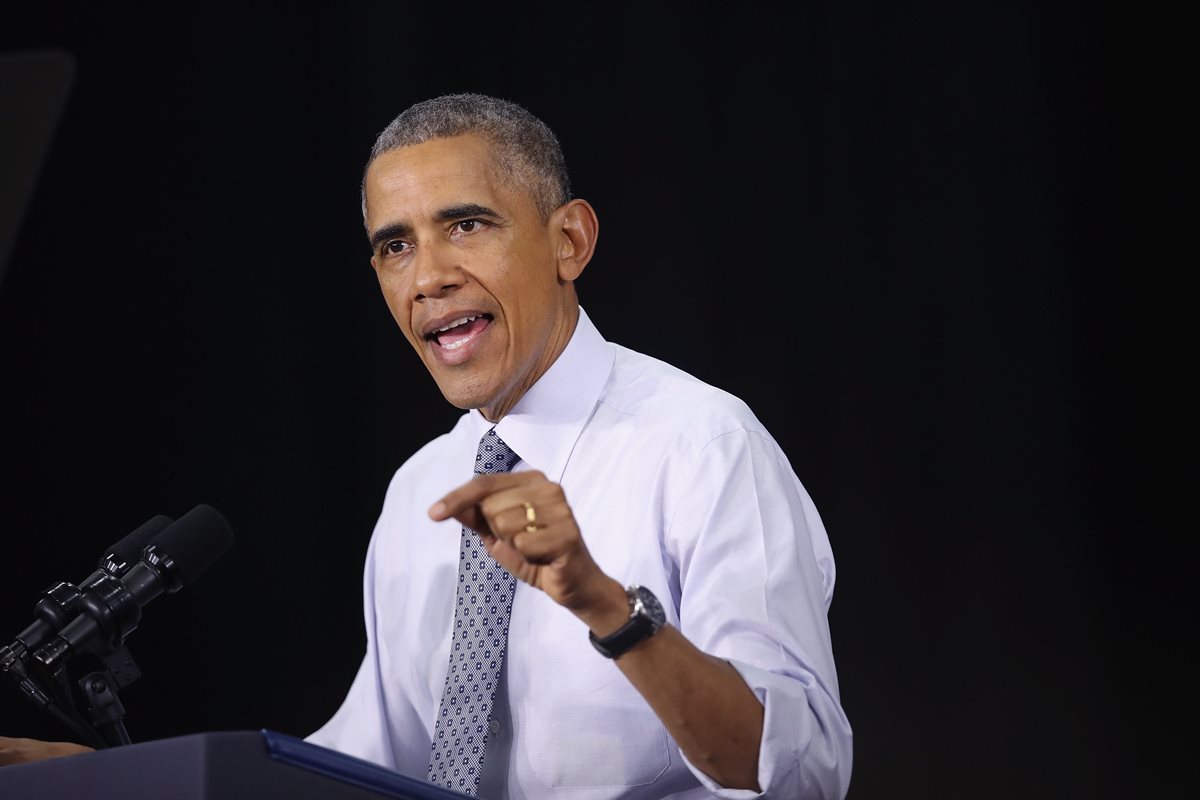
[523,502,538,533]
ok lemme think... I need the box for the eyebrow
[368,203,504,252]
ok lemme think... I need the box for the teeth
[436,315,477,333]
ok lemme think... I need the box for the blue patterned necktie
[427,427,521,795]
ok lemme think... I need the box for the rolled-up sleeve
[664,422,853,799]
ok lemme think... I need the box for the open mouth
[425,314,493,350]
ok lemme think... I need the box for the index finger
[428,471,534,521]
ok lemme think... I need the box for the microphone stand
[3,631,143,749]
[1,642,107,749]
[75,645,140,747]
[35,639,142,749]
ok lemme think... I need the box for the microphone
[1,514,173,669]
[32,504,234,670]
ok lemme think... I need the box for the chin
[433,378,496,413]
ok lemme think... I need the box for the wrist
[588,584,667,659]
[573,576,630,637]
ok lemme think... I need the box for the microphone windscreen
[99,514,174,574]
[149,504,235,586]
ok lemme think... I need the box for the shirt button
[488,718,501,735]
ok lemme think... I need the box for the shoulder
[601,342,770,448]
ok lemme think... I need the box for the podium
[0,729,474,799]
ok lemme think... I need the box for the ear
[552,199,599,282]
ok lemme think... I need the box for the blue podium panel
[0,730,474,800]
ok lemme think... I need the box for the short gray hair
[361,93,572,223]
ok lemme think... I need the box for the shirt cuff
[678,658,852,800]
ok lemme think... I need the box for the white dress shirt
[306,307,853,799]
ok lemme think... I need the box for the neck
[480,300,580,422]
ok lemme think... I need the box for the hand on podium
[0,735,94,766]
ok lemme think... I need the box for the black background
[1,4,1150,798]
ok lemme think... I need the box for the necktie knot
[475,428,520,475]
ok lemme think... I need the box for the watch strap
[589,585,665,659]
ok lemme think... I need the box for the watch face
[632,585,666,627]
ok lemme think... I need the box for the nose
[411,239,464,301]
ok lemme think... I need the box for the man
[2,93,852,798]
[305,93,852,798]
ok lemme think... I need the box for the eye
[453,219,488,234]
[382,239,410,256]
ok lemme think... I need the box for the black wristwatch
[589,585,666,659]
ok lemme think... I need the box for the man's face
[364,134,573,421]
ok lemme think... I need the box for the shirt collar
[466,306,614,481]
